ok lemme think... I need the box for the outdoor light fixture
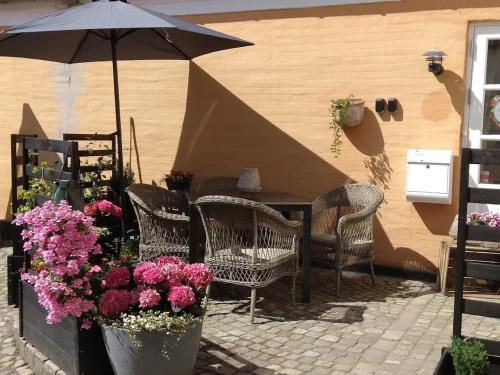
[423,49,447,75]
[237,168,262,193]
[387,98,398,113]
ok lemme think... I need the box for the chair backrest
[196,176,239,196]
[312,183,384,234]
[126,183,189,216]
[195,195,298,263]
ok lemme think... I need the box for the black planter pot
[19,280,113,375]
[434,348,500,375]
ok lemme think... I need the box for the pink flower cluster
[84,199,122,218]
[15,201,101,325]
[467,212,500,228]
[97,256,213,317]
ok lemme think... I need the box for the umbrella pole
[111,32,126,240]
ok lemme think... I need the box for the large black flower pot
[19,281,113,375]
[434,348,500,375]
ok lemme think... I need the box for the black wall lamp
[423,49,446,75]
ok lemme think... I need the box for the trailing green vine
[329,96,353,158]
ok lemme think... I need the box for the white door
[465,25,500,212]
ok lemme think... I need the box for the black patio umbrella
[0,0,252,221]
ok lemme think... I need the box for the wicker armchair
[196,176,239,196]
[195,195,301,323]
[311,183,384,296]
[127,183,190,261]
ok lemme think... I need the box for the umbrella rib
[68,30,91,64]
[150,28,191,59]
[89,30,110,40]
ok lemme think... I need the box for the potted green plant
[95,256,213,375]
[444,336,489,375]
[163,170,194,192]
[329,96,365,158]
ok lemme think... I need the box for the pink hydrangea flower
[84,203,98,217]
[98,289,131,317]
[167,285,196,309]
[97,200,114,213]
[156,256,185,268]
[81,318,93,330]
[138,289,161,308]
[102,266,130,289]
[184,263,213,290]
[110,205,122,218]
[161,263,184,287]
[133,262,156,285]
[142,266,165,285]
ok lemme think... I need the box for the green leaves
[448,336,489,375]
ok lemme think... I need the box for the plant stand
[434,148,500,374]
[19,280,113,375]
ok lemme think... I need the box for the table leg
[302,205,312,303]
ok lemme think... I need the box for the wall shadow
[183,0,500,24]
[6,104,54,219]
[173,62,350,199]
[437,70,465,117]
[344,109,384,156]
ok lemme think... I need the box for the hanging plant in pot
[94,256,213,375]
[329,96,365,158]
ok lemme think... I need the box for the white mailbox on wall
[406,149,453,204]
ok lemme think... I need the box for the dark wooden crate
[20,281,113,375]
[434,349,500,375]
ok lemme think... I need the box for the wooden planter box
[434,349,500,374]
[20,281,113,375]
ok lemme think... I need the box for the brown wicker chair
[196,176,239,196]
[195,195,301,323]
[311,183,384,296]
[127,183,190,261]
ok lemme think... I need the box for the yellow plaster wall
[2,0,500,270]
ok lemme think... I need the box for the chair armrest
[153,209,190,222]
[337,206,377,245]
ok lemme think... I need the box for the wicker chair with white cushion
[127,183,189,261]
[195,195,301,323]
[311,183,384,296]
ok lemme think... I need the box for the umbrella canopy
[0,0,252,63]
[0,0,252,233]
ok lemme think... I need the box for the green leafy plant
[329,96,353,158]
[16,162,55,213]
[163,170,194,191]
[448,336,489,375]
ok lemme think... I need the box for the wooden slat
[466,261,500,282]
[24,138,72,155]
[63,133,116,141]
[470,149,500,165]
[463,298,500,319]
[80,164,113,172]
[26,165,72,182]
[15,176,24,186]
[78,149,114,157]
[14,155,24,164]
[476,338,500,357]
[468,225,500,242]
[470,188,500,205]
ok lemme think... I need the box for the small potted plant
[84,199,123,255]
[163,170,194,192]
[436,336,489,375]
[467,212,500,249]
[329,96,365,158]
[94,256,213,375]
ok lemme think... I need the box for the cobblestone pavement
[1,246,498,375]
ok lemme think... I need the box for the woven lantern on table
[237,168,262,193]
